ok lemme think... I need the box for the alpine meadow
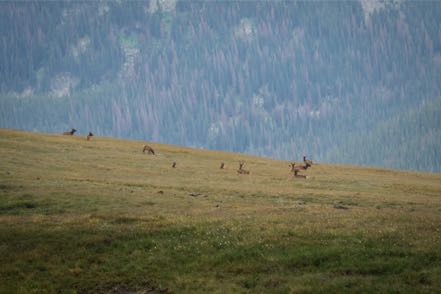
[1,1,441,293]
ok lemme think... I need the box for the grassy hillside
[1,129,441,293]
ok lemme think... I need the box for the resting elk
[86,132,94,141]
[237,161,250,174]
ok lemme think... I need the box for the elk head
[290,162,296,172]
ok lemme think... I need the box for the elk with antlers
[63,128,77,135]
[237,161,250,174]
[142,145,155,155]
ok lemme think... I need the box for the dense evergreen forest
[1,1,440,172]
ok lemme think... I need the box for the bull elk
[142,145,155,155]
[63,128,77,135]
[237,161,250,174]
[86,132,94,141]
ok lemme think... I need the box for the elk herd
[63,128,314,179]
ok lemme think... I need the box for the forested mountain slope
[324,99,441,171]
[1,1,440,171]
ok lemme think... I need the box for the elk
[303,156,313,167]
[294,169,308,179]
[172,162,177,168]
[86,132,94,141]
[290,162,309,172]
[142,145,155,155]
[237,161,250,174]
[63,128,77,135]
[220,162,225,169]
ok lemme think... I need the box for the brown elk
[142,145,155,155]
[220,162,225,169]
[294,169,308,179]
[86,132,94,141]
[172,162,177,168]
[237,161,250,174]
[303,156,313,167]
[289,162,309,172]
[63,128,77,135]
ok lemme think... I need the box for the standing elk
[86,132,94,141]
[237,161,250,174]
[142,145,155,155]
[63,128,77,135]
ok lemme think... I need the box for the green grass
[1,128,441,293]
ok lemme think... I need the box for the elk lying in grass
[294,169,308,179]
[142,145,155,155]
[237,161,250,174]
[303,156,313,167]
[63,128,77,135]
[220,162,225,169]
[172,162,177,168]
[86,132,94,141]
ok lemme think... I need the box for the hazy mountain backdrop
[1,0,440,172]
